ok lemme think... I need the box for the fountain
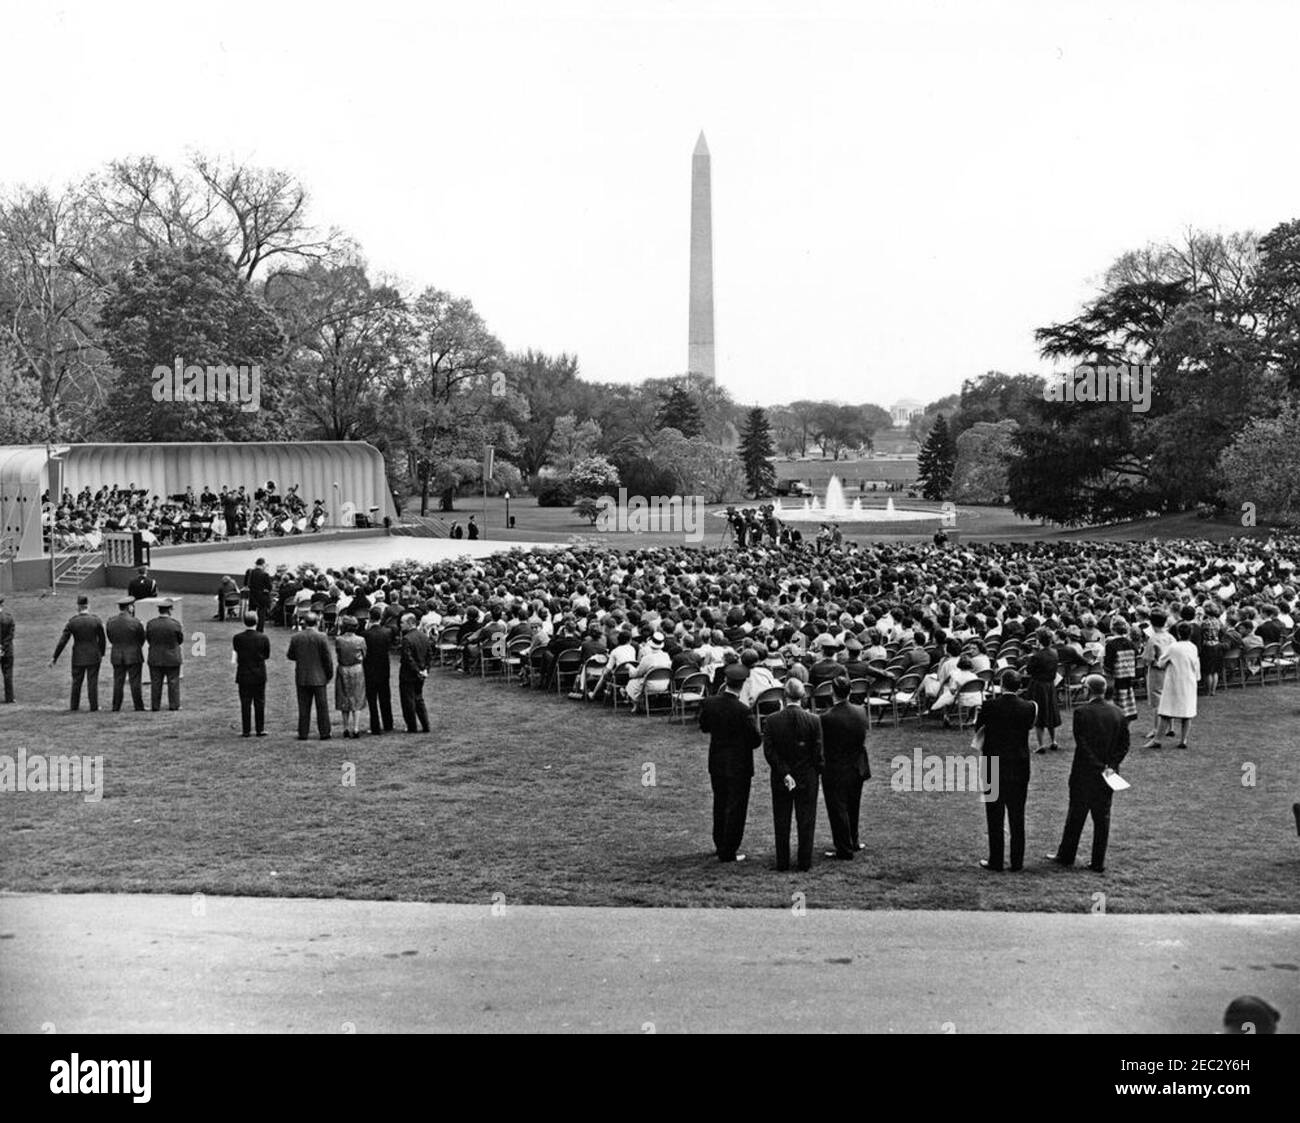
[758,475,937,523]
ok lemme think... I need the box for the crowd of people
[6,529,1299,872]
[44,481,331,552]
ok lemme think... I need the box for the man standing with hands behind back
[1047,674,1130,874]
[288,612,333,740]
[398,613,431,734]
[763,677,824,872]
[697,662,763,863]
[106,596,146,712]
[145,600,184,712]
[819,674,870,860]
[975,669,1037,872]
[51,595,106,711]
[232,612,271,737]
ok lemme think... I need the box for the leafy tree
[546,413,602,474]
[1218,399,1300,526]
[950,419,1018,504]
[266,259,406,442]
[573,496,602,525]
[97,246,287,441]
[738,407,776,497]
[654,385,703,438]
[916,413,956,500]
[509,349,581,477]
[567,454,620,497]
[398,287,523,511]
[951,372,1044,438]
[811,403,874,459]
[0,344,47,442]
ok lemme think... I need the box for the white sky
[3,0,1298,408]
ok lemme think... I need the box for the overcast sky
[4,0,1298,408]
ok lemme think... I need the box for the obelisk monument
[688,131,715,382]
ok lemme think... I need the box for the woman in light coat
[1149,622,1201,749]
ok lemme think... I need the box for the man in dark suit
[287,613,333,739]
[1047,674,1130,873]
[0,594,15,703]
[819,675,870,859]
[145,600,184,711]
[698,663,763,862]
[763,678,824,871]
[50,595,107,711]
[398,613,431,733]
[127,566,159,601]
[106,596,146,712]
[975,669,1037,871]
[247,558,275,633]
[232,612,271,737]
[363,607,395,734]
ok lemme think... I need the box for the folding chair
[554,648,584,696]
[436,625,462,668]
[954,679,986,729]
[579,654,609,700]
[503,636,532,686]
[637,667,674,716]
[672,671,711,724]
[480,634,507,683]
[1221,648,1244,689]
[847,677,870,705]
[810,680,836,713]
[753,686,785,731]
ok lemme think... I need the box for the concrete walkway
[1,894,1296,1033]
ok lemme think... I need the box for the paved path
[1,894,1296,1033]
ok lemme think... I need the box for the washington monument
[688,131,715,382]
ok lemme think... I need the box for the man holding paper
[1046,674,1129,874]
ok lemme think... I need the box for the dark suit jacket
[698,692,762,778]
[247,567,274,609]
[1070,698,1130,784]
[127,575,158,600]
[0,608,14,656]
[106,613,146,665]
[287,629,334,686]
[233,628,271,686]
[363,623,394,677]
[146,616,185,667]
[976,694,1037,774]
[53,613,107,667]
[763,705,824,778]
[820,701,870,780]
[399,628,432,681]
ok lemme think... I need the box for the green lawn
[2,589,1298,912]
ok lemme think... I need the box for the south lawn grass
[2,588,1298,912]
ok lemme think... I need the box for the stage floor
[158,535,555,576]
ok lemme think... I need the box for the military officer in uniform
[106,596,146,712]
[50,595,107,711]
[145,599,185,711]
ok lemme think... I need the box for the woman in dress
[1025,628,1061,753]
[1150,622,1201,749]
[1103,616,1138,723]
[1198,602,1225,697]
[334,616,368,739]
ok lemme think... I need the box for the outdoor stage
[108,531,556,595]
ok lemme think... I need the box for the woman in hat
[333,616,368,739]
